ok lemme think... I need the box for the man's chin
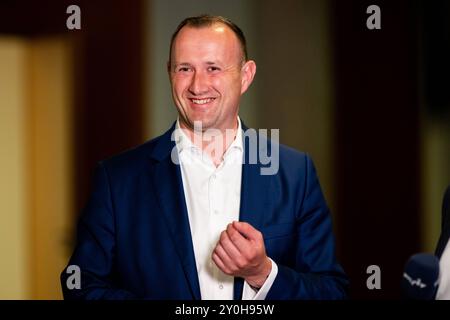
[186,118,217,132]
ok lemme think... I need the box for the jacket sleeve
[61,163,137,299]
[266,155,348,299]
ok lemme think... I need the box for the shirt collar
[174,117,243,156]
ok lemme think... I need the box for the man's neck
[180,120,238,167]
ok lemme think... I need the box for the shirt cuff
[436,238,450,300]
[242,258,278,300]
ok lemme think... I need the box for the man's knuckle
[235,259,245,269]
[257,231,263,239]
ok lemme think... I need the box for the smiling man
[61,15,348,300]
[168,18,256,166]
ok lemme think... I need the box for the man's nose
[188,71,209,95]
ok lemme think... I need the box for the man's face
[169,24,256,132]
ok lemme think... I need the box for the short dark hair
[168,14,248,66]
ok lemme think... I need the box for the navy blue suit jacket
[61,124,348,299]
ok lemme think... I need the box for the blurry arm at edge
[435,186,450,299]
[435,186,450,258]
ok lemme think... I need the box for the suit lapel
[150,125,201,299]
[234,129,271,300]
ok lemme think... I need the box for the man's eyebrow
[174,62,192,67]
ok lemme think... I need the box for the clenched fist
[212,221,271,289]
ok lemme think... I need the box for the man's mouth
[190,98,216,105]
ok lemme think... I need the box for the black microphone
[402,253,440,300]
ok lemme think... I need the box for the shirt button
[211,174,217,180]
[219,284,223,290]
[214,209,219,215]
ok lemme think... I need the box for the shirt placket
[208,169,222,298]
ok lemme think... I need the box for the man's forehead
[176,26,240,53]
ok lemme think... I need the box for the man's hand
[212,221,272,289]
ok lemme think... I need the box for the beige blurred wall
[0,36,73,299]
[0,38,30,299]
[28,37,74,299]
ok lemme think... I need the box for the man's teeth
[191,98,214,105]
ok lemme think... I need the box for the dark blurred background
[0,0,449,299]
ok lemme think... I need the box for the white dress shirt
[174,117,278,300]
[436,238,450,299]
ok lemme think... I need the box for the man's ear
[167,61,171,74]
[240,60,256,94]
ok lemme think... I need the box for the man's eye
[208,66,220,72]
[177,67,191,72]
